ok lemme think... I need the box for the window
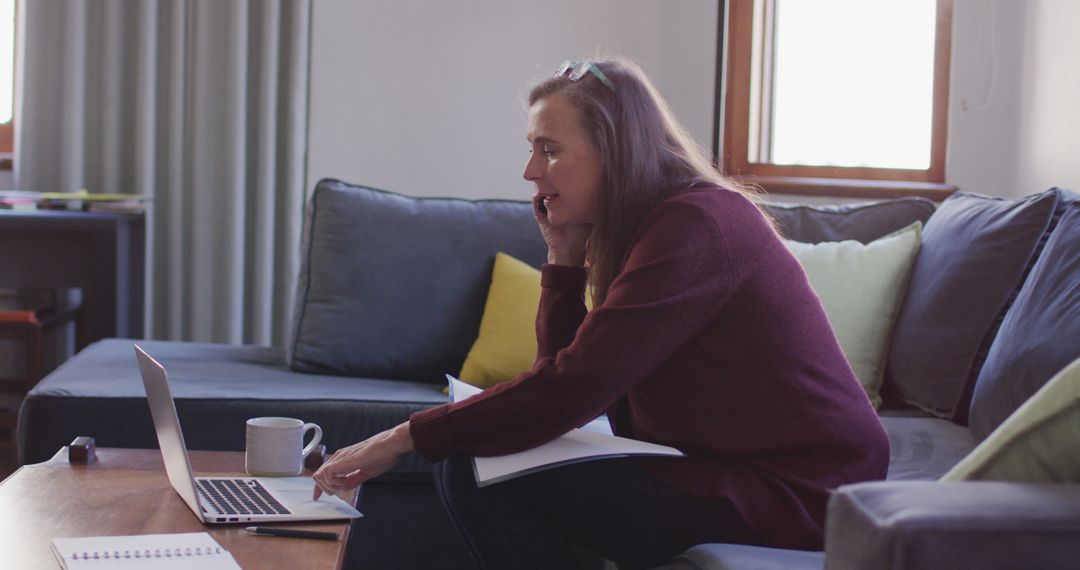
[0,0,15,159]
[719,0,955,198]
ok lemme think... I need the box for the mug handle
[301,423,323,459]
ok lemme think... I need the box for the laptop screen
[135,345,206,521]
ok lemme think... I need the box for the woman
[314,57,889,568]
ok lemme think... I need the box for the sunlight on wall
[770,0,936,169]
[0,0,13,124]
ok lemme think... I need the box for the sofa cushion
[969,202,1080,440]
[783,223,922,407]
[826,481,1080,570]
[459,252,542,388]
[18,339,448,476]
[460,252,596,389]
[880,415,976,481]
[762,197,935,244]
[946,356,1080,482]
[885,190,1061,420]
[289,180,547,382]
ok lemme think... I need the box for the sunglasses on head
[554,60,615,92]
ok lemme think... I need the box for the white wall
[0,170,12,189]
[307,0,1079,203]
[946,0,1028,197]
[947,0,1079,197]
[1013,0,1080,196]
[306,0,718,199]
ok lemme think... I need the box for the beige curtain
[15,0,311,347]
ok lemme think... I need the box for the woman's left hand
[312,422,414,500]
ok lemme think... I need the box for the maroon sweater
[410,185,889,549]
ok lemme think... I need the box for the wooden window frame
[718,0,956,199]
[0,117,13,172]
[0,0,16,168]
[0,123,11,156]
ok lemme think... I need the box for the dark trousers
[434,455,759,570]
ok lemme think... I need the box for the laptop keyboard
[196,479,291,516]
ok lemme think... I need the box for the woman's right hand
[533,193,591,267]
[312,422,412,500]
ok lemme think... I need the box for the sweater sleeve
[410,201,737,462]
[535,263,588,360]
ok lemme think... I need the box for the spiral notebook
[51,532,242,569]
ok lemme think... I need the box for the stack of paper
[447,375,685,486]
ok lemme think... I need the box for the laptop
[135,345,362,524]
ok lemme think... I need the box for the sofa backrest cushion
[884,190,1060,420]
[288,180,546,382]
[947,355,1080,482]
[969,200,1080,439]
[762,197,935,244]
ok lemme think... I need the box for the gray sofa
[18,179,1080,569]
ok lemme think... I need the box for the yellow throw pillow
[459,253,544,389]
[459,251,596,390]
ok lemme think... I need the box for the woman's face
[523,93,603,226]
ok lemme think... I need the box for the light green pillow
[784,222,922,408]
[942,356,1080,482]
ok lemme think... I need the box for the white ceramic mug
[245,417,323,476]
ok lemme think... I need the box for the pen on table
[245,526,339,541]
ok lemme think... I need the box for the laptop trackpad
[262,477,362,517]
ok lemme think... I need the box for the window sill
[732,175,957,201]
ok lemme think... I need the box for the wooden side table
[0,209,146,349]
[0,447,359,569]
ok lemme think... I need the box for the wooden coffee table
[0,447,359,569]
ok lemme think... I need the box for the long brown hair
[528,57,764,306]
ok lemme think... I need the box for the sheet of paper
[446,375,684,486]
[449,376,612,435]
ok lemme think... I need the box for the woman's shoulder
[651,182,773,235]
[625,183,778,266]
